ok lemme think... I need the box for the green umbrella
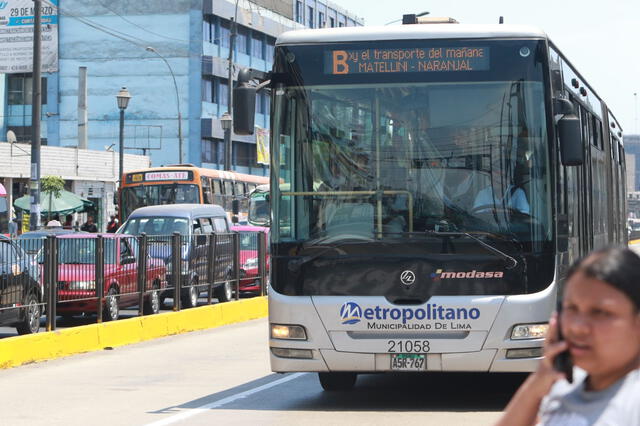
[14,190,95,216]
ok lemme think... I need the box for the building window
[202,138,222,164]
[237,26,249,54]
[220,18,231,48]
[266,37,275,62]
[319,12,325,28]
[203,15,213,42]
[329,17,335,27]
[202,76,214,103]
[251,33,264,59]
[296,1,303,24]
[219,79,229,107]
[307,6,314,27]
[234,141,256,167]
[8,74,47,105]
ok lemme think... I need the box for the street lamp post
[220,112,232,170]
[116,87,132,189]
[146,46,183,164]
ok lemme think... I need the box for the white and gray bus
[234,18,627,391]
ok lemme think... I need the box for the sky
[336,0,640,135]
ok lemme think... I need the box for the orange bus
[119,165,268,223]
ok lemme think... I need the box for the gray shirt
[538,368,640,425]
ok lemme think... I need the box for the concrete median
[0,296,267,370]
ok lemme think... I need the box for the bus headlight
[511,323,548,340]
[270,324,307,340]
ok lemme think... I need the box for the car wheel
[318,372,357,391]
[143,282,161,315]
[103,287,120,321]
[181,280,198,309]
[215,280,233,303]
[16,292,41,335]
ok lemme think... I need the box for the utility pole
[224,4,238,171]
[29,0,42,230]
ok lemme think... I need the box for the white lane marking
[145,373,306,426]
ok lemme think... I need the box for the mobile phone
[553,303,573,383]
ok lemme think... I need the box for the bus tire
[318,372,357,391]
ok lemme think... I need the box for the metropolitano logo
[340,301,362,325]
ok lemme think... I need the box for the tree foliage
[41,175,65,198]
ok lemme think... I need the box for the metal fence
[0,231,268,337]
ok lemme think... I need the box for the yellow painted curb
[629,239,640,246]
[0,296,267,370]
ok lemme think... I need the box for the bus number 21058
[387,340,430,353]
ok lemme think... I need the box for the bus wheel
[318,372,357,391]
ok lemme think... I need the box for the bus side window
[202,176,212,204]
[235,182,246,197]
[213,179,224,206]
[224,181,234,210]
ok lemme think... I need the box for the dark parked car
[119,204,234,307]
[0,235,43,334]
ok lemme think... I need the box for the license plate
[391,353,426,371]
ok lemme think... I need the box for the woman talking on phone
[496,247,640,425]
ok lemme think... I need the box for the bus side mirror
[558,114,583,166]
[232,199,239,215]
[233,85,256,135]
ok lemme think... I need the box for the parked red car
[55,234,167,321]
[232,225,269,295]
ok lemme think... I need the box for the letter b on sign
[333,50,349,74]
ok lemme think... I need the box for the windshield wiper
[422,230,518,269]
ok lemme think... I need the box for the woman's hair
[566,247,640,311]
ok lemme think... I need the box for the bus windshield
[121,184,199,219]
[273,40,552,253]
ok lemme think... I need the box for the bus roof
[277,24,547,45]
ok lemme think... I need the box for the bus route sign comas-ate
[324,47,490,75]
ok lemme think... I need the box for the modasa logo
[431,269,504,281]
[340,302,362,325]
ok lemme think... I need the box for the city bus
[233,19,627,391]
[119,165,268,223]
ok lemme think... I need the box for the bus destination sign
[125,170,193,184]
[325,47,490,75]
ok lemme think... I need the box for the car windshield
[238,232,258,250]
[57,239,117,264]
[121,217,189,236]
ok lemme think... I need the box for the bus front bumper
[269,346,541,373]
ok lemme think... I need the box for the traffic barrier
[0,296,267,370]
